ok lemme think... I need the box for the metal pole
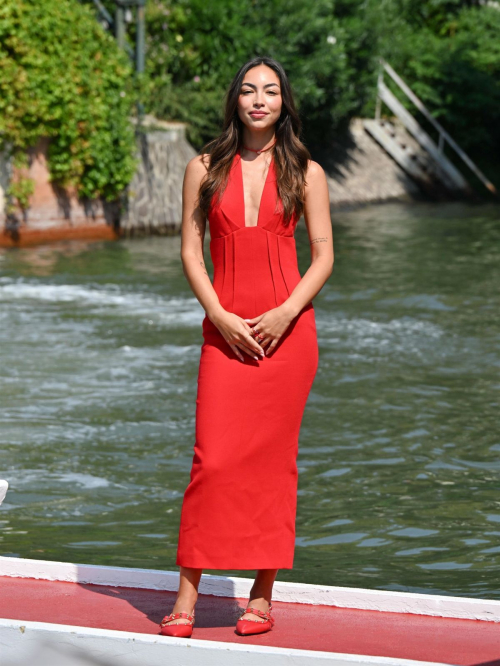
[375,58,384,121]
[136,3,145,75]
[115,5,125,50]
[91,0,114,28]
[375,75,383,121]
[135,2,145,120]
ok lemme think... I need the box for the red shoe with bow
[159,609,195,638]
[235,601,274,635]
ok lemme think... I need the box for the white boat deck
[1,556,499,666]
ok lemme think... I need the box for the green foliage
[0,0,138,203]
[6,153,35,213]
[143,0,500,180]
[7,0,491,192]
[389,0,482,33]
[375,4,500,180]
[144,0,356,149]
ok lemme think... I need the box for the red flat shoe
[235,602,274,636]
[159,609,195,638]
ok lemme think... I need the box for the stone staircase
[363,59,496,199]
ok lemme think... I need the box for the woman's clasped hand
[209,304,295,361]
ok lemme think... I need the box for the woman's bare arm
[180,155,221,317]
[281,160,334,318]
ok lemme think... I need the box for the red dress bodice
[206,151,304,319]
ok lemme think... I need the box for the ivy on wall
[0,0,138,210]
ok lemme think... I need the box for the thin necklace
[241,140,276,155]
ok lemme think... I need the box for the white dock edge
[0,618,457,666]
[1,556,499,623]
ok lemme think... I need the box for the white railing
[376,58,497,195]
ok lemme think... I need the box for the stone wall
[324,118,421,208]
[0,138,119,247]
[121,119,196,236]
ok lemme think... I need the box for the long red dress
[176,149,319,570]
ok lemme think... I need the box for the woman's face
[237,64,282,132]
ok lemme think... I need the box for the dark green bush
[8,0,495,208]
[144,0,356,149]
[143,0,500,184]
[372,2,500,185]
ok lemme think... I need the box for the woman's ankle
[248,590,272,605]
[174,591,198,609]
[250,570,277,601]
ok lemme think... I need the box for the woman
[160,56,334,638]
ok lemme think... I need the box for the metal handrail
[89,0,114,28]
[80,0,136,62]
[379,58,497,195]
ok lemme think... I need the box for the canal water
[1,200,499,599]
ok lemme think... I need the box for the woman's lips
[250,112,268,118]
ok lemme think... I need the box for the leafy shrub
[143,0,500,184]
[0,0,138,204]
[144,0,356,149]
[375,3,500,185]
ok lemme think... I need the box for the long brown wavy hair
[197,56,311,226]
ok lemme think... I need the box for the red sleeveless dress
[176,150,319,570]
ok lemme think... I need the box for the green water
[1,200,499,599]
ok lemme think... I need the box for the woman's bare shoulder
[304,159,329,208]
[185,153,211,182]
[305,159,326,182]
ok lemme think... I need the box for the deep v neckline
[237,149,274,228]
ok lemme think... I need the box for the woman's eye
[241,90,278,95]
